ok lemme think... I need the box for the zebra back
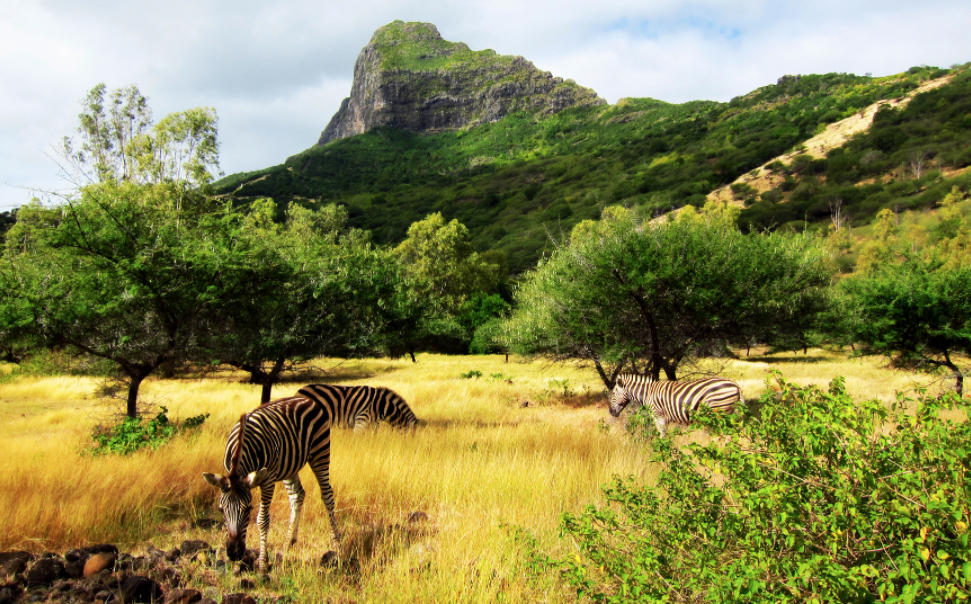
[610,374,741,425]
[297,384,418,430]
[223,395,331,482]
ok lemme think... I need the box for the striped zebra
[202,386,417,572]
[608,374,741,435]
[295,384,418,432]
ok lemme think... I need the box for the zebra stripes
[296,384,419,432]
[203,385,417,572]
[608,374,741,435]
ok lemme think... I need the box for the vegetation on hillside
[216,64,966,272]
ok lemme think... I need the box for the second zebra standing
[608,373,741,435]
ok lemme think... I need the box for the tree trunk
[409,350,417,363]
[126,375,144,418]
[260,381,274,404]
[944,351,964,397]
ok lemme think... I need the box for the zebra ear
[203,473,230,491]
[243,468,269,488]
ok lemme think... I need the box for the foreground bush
[528,374,969,603]
[88,407,209,456]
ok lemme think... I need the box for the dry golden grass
[0,351,946,602]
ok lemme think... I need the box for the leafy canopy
[501,203,832,385]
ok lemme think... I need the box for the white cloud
[3,0,970,209]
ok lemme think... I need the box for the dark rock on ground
[26,557,66,588]
[0,551,34,578]
[121,576,163,603]
[0,583,24,604]
[238,578,256,590]
[94,589,116,603]
[65,545,118,580]
[221,594,256,604]
[320,551,338,568]
[178,542,211,559]
[160,567,182,587]
[163,588,202,604]
[131,556,151,571]
[164,548,181,562]
[408,511,429,524]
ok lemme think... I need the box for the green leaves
[527,375,971,602]
[87,406,209,456]
[501,205,832,384]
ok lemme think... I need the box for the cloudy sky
[2,0,969,210]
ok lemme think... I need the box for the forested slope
[217,64,969,271]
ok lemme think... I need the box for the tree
[389,213,504,360]
[0,183,279,417]
[209,201,399,402]
[0,85,259,417]
[501,204,832,387]
[841,256,971,395]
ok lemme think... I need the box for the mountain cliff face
[317,21,606,145]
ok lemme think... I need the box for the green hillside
[216,64,970,272]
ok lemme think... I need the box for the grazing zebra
[295,384,419,432]
[202,386,417,572]
[608,374,741,435]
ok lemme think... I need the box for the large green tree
[501,204,833,386]
[389,212,504,359]
[0,184,278,417]
[209,200,399,402]
[841,256,971,395]
[0,84,266,417]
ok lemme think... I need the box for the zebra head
[609,375,640,417]
[203,469,268,561]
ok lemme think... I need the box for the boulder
[177,541,211,559]
[83,553,117,578]
[0,551,34,578]
[162,588,202,604]
[25,557,66,588]
[121,576,163,603]
[221,594,256,604]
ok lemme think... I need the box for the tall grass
[0,352,944,602]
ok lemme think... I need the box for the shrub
[88,407,209,456]
[522,373,971,603]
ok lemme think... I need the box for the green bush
[523,373,970,603]
[88,407,209,456]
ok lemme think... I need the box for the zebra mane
[229,412,249,480]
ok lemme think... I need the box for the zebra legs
[283,476,306,548]
[256,482,276,573]
[309,454,341,544]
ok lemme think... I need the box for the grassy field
[0,351,948,602]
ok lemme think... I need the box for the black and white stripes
[608,374,741,435]
[296,384,419,432]
[203,385,417,572]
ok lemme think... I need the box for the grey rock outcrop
[318,21,605,146]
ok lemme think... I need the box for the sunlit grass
[0,351,947,602]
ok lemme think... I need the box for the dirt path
[707,75,953,205]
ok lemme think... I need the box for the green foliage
[839,255,971,393]
[460,369,483,379]
[741,67,971,232]
[88,407,209,456]
[501,204,833,385]
[526,374,971,603]
[217,65,953,271]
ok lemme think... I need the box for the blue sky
[2,0,970,210]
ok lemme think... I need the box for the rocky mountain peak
[317,21,605,146]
